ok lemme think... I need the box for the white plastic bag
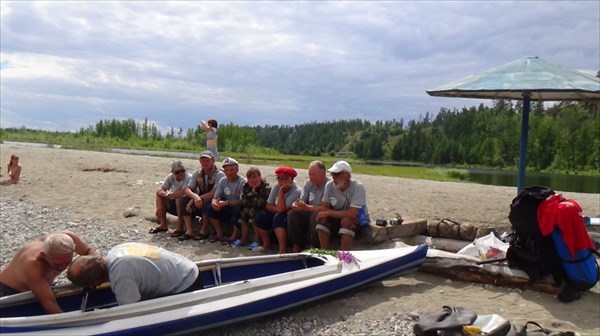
[457,232,509,260]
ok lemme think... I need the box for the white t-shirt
[107,243,198,305]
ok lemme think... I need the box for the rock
[123,206,141,218]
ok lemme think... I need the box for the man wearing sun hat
[205,157,245,243]
[149,160,192,235]
[253,166,302,253]
[315,160,369,251]
[177,150,225,241]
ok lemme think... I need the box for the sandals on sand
[208,236,224,243]
[194,233,208,241]
[170,230,184,237]
[178,233,194,241]
[149,227,169,234]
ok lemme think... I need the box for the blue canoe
[0,245,427,335]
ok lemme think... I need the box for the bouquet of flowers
[306,249,361,269]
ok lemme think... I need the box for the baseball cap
[275,166,297,178]
[199,150,214,159]
[171,160,186,172]
[221,157,239,167]
[327,160,352,174]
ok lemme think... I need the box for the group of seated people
[150,150,370,253]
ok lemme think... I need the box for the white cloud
[1,1,598,132]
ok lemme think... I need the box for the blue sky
[1,1,598,134]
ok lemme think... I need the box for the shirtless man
[0,230,96,314]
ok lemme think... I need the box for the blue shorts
[255,210,288,230]
[205,204,242,226]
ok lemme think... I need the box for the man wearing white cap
[315,160,369,251]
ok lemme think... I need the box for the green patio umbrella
[426,56,600,191]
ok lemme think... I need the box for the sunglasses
[174,170,186,174]
[330,172,344,177]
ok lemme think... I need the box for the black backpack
[507,186,599,302]
[506,187,570,301]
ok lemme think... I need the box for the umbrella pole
[517,92,531,193]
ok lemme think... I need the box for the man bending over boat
[0,231,96,313]
[67,242,203,305]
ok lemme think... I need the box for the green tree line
[1,100,598,174]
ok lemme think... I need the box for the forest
[1,100,598,174]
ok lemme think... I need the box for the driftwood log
[357,219,428,244]
[398,234,472,253]
[420,249,558,294]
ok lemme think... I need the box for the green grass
[224,152,466,182]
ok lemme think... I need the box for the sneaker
[247,242,260,250]
[252,246,265,252]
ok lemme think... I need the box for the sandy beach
[1,144,599,335]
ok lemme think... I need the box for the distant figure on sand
[200,119,219,159]
[0,154,22,185]
[0,231,96,313]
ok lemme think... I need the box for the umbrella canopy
[427,56,600,192]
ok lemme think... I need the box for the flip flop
[178,233,194,241]
[193,233,208,241]
[149,227,169,234]
[170,230,184,237]
[208,236,223,243]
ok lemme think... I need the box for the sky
[1,1,599,134]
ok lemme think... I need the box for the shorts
[205,204,242,226]
[254,210,288,230]
[166,198,179,217]
[287,210,319,247]
[179,196,209,217]
[316,217,360,237]
[0,281,20,297]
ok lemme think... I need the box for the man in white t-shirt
[316,160,370,251]
[67,243,202,305]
